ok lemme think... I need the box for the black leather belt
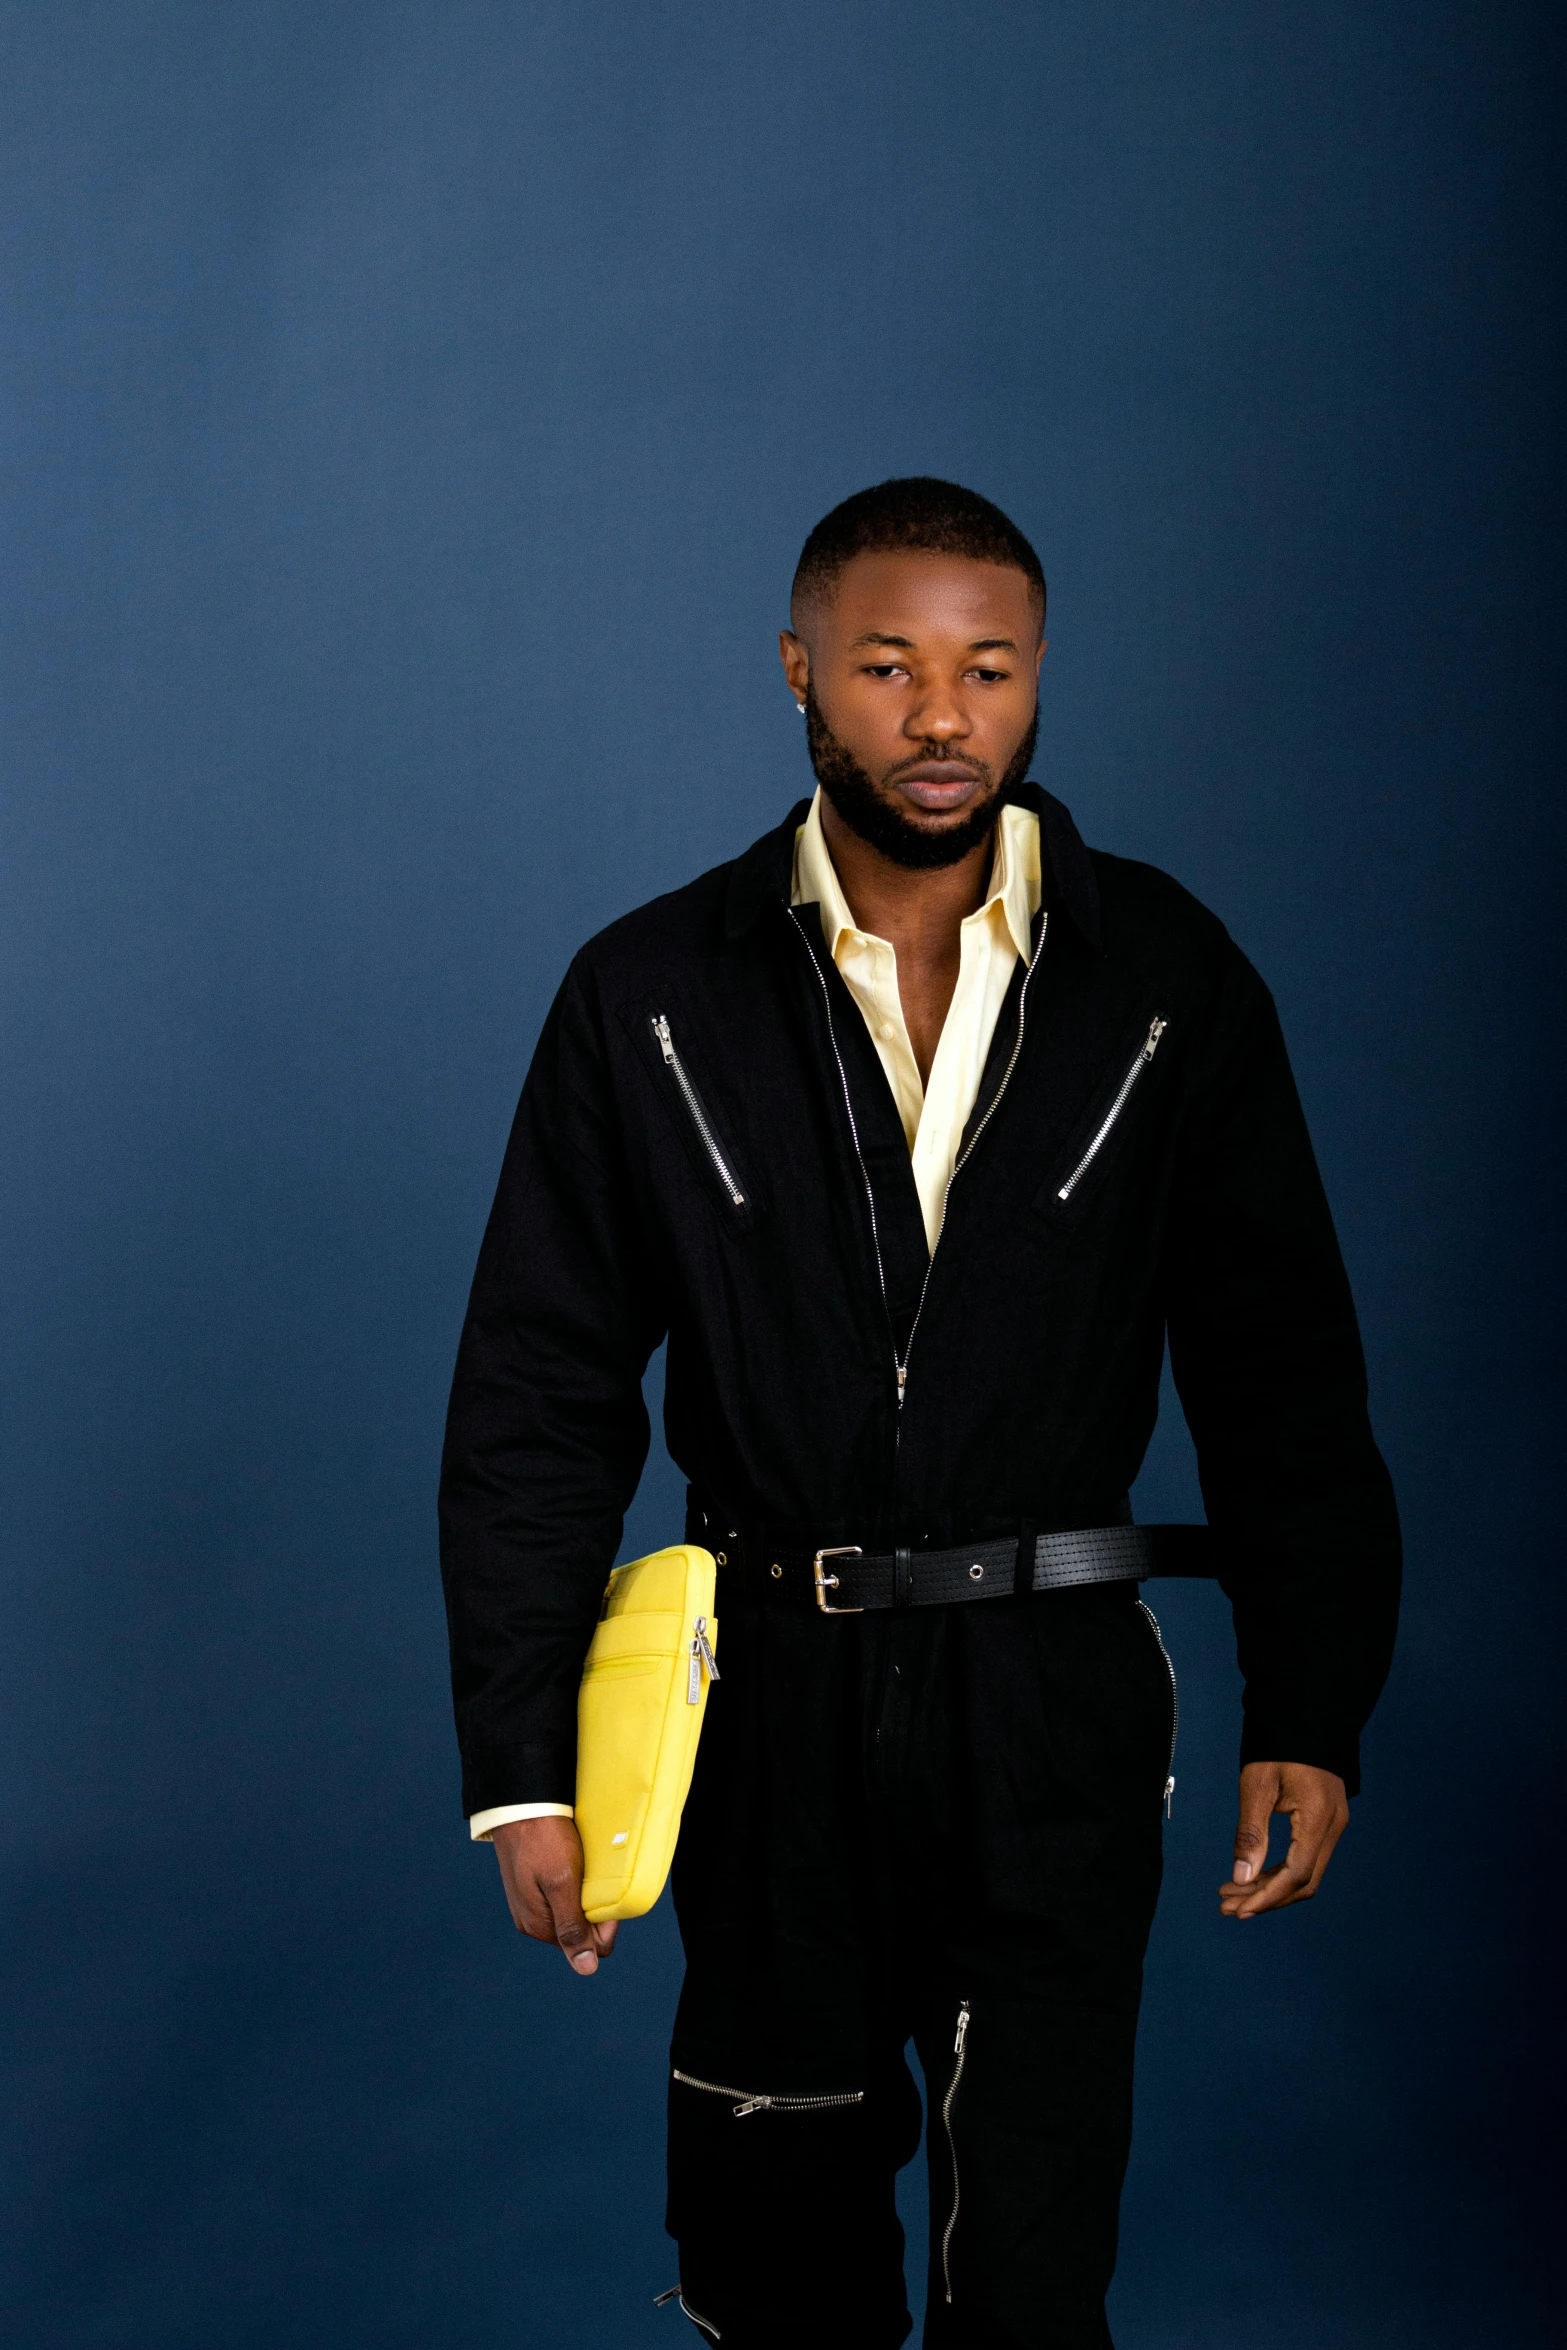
[698,1517,1214,1614]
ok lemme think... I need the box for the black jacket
[440,786,1400,1807]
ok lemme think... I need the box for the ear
[779,630,810,705]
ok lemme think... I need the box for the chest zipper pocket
[651,1014,750,1213]
[1052,1015,1168,1206]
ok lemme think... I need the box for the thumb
[541,1860,600,1977]
[1230,1763,1281,1884]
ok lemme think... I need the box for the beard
[804,686,1038,870]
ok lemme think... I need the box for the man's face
[780,549,1044,868]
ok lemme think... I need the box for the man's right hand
[490,1815,619,1976]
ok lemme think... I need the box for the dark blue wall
[2,6,1559,2343]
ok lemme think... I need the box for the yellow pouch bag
[576,1544,719,1923]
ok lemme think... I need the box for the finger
[1224,1790,1347,1917]
[496,1858,557,1942]
[1223,1854,1314,1916]
[1229,1765,1280,1887]
[513,1884,560,1941]
[1224,1814,1320,1915]
[1219,1861,1297,1917]
[493,1849,560,1943]
[593,1919,620,1957]
[541,1864,601,1976]
[1286,1791,1349,1899]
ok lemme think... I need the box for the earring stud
[796,702,806,715]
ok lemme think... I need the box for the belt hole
[969,1563,984,1581]
[770,1563,782,1580]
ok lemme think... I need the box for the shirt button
[878,1021,896,1040]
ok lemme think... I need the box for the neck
[817,794,996,952]
[817,795,998,1090]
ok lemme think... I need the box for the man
[439,478,1400,2348]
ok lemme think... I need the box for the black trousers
[665,1571,1174,2348]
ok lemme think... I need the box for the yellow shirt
[791,788,1042,1255]
[469,790,1043,1840]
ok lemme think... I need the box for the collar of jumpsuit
[791,787,1043,1256]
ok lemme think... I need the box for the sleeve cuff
[468,1801,575,1842]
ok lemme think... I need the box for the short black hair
[791,476,1045,627]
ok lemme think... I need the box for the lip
[893,764,987,812]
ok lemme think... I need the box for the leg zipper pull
[941,2000,972,2306]
[1164,1775,1176,1819]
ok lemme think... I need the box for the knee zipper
[941,1999,972,2305]
[672,2067,864,2119]
[1137,1597,1179,1817]
[654,2285,721,2340]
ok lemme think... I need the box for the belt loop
[1014,1521,1037,1598]
[893,1547,912,1608]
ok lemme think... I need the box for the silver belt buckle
[813,1545,864,1614]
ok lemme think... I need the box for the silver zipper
[651,1015,746,1208]
[900,916,1047,1399]
[1137,1597,1179,1816]
[941,1999,971,2304]
[653,2290,721,2341]
[1055,1016,1167,1202]
[672,2067,864,2119]
[788,909,894,1361]
[791,905,1046,1414]
[686,1615,720,1705]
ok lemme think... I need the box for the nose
[903,683,971,744]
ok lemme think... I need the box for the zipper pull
[953,2000,970,2055]
[1143,1017,1168,1059]
[896,1363,907,1408]
[688,1616,719,1701]
[732,2097,766,2117]
[1164,1775,1176,1819]
[653,1014,676,1064]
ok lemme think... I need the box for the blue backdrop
[2,5,1560,2343]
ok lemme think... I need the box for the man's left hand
[1219,1760,1349,1919]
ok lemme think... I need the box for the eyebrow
[849,631,1021,653]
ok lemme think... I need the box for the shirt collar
[790,789,859,957]
[988,799,1042,963]
[724,780,1101,954]
[791,788,1040,964]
